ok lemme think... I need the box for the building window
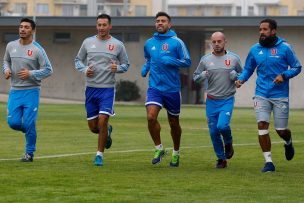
[202,6,214,16]
[298,10,304,16]
[79,5,87,16]
[36,3,49,15]
[54,32,71,43]
[62,5,74,16]
[135,5,146,16]
[124,33,139,42]
[222,6,232,16]
[110,5,123,16]
[3,33,19,43]
[111,33,123,41]
[168,7,178,16]
[248,6,254,16]
[14,3,27,15]
[258,6,267,16]
[279,6,288,16]
[236,6,242,16]
[187,6,196,16]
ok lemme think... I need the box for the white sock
[155,144,163,150]
[172,150,180,156]
[263,152,272,163]
[96,151,103,157]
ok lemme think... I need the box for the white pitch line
[0,140,303,161]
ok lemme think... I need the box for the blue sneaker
[261,162,275,173]
[105,125,113,149]
[284,140,294,161]
[152,149,165,165]
[94,155,103,166]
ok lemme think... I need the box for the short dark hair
[20,18,36,30]
[97,14,111,24]
[155,11,171,22]
[260,18,277,30]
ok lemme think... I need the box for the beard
[259,35,278,47]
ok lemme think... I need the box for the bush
[115,80,141,101]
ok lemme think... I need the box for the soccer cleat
[169,154,180,167]
[261,162,275,172]
[152,149,165,165]
[105,125,113,149]
[94,155,103,166]
[20,153,33,162]
[225,143,234,159]
[215,159,227,169]
[284,140,295,161]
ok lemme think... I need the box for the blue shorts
[85,87,115,120]
[253,96,289,129]
[145,87,181,116]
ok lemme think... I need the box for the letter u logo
[108,44,114,51]
[27,50,33,56]
[162,43,168,51]
[225,60,231,66]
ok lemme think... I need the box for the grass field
[0,103,304,203]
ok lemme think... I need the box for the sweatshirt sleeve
[74,41,88,73]
[29,45,53,80]
[161,39,191,68]
[281,44,302,79]
[116,43,130,73]
[237,49,256,83]
[2,44,11,74]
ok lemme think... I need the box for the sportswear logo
[225,60,231,67]
[209,62,214,66]
[151,46,156,50]
[162,43,168,51]
[108,44,115,51]
[27,50,33,56]
[91,44,96,48]
[258,50,263,55]
[271,48,277,55]
[12,49,17,53]
[225,112,231,116]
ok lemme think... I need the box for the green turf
[0,103,303,202]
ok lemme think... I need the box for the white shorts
[253,96,289,129]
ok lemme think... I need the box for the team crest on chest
[27,50,33,56]
[162,43,168,51]
[225,59,231,67]
[271,48,277,55]
[108,44,115,51]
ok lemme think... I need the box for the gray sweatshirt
[2,40,53,90]
[75,35,129,88]
[193,51,242,99]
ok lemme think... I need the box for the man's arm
[141,43,151,77]
[115,43,130,73]
[161,39,191,68]
[236,50,257,85]
[2,45,12,79]
[29,46,53,80]
[193,57,207,83]
[75,42,89,74]
[281,44,302,79]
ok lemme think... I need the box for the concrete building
[0,16,303,108]
[167,0,304,16]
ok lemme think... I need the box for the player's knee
[147,114,157,123]
[275,128,289,137]
[258,129,269,136]
[217,123,230,132]
[7,119,22,131]
[89,127,99,134]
